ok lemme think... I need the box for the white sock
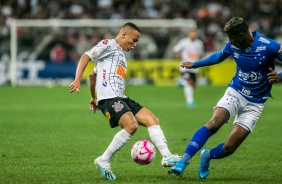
[100,129,131,164]
[184,84,194,104]
[148,125,172,158]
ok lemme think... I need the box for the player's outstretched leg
[161,154,182,167]
[198,149,210,179]
[168,161,189,176]
[94,156,116,180]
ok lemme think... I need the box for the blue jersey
[194,31,282,103]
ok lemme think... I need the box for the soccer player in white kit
[173,28,204,107]
[69,22,180,180]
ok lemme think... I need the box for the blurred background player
[69,22,180,180]
[173,28,204,108]
[169,17,282,178]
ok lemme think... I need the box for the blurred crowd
[1,0,282,62]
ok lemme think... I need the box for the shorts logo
[105,112,111,120]
[112,101,124,112]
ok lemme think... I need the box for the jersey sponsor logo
[233,52,240,58]
[258,37,270,44]
[238,70,262,82]
[116,65,126,79]
[112,101,124,112]
[105,112,111,120]
[102,40,109,45]
[102,69,107,87]
[241,87,251,96]
[237,87,253,98]
[255,46,266,52]
[98,46,111,58]
[186,53,199,59]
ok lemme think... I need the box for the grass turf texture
[0,85,281,184]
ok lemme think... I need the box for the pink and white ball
[131,140,156,165]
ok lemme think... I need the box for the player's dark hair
[223,17,249,35]
[122,22,141,33]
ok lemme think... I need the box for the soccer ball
[131,140,156,165]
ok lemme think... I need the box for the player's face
[123,29,140,52]
[227,33,250,49]
[188,29,197,40]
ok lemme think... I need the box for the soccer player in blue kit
[169,17,282,179]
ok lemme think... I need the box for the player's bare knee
[150,117,160,126]
[143,117,159,128]
[206,117,225,133]
[124,121,138,135]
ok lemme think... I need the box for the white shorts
[215,87,264,132]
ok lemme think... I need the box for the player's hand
[69,79,81,93]
[181,62,194,69]
[89,98,99,113]
[267,67,281,84]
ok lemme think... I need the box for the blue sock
[181,126,211,164]
[210,143,226,159]
[179,153,191,163]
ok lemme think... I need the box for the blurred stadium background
[1,0,282,87]
[1,1,282,183]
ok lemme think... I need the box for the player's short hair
[121,22,141,33]
[223,17,249,35]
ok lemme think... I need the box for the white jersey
[85,39,127,102]
[173,37,204,73]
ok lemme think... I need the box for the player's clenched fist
[181,62,195,69]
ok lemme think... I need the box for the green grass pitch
[0,84,282,184]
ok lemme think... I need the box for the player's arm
[268,47,282,83]
[174,52,181,60]
[267,43,282,83]
[181,50,230,69]
[267,67,282,84]
[89,70,99,113]
[69,54,91,93]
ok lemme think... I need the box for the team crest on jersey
[112,101,124,112]
[279,46,282,53]
[105,112,111,120]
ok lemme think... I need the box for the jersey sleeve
[193,42,231,68]
[221,42,233,55]
[193,49,230,68]
[275,45,282,61]
[172,40,183,53]
[85,39,111,61]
